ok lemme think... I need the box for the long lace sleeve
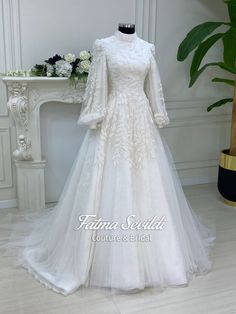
[77,39,108,129]
[144,43,170,128]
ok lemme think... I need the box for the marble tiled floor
[1,183,236,314]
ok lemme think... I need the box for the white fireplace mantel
[2,76,86,211]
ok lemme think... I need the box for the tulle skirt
[0,96,216,296]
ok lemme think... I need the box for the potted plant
[177,0,236,206]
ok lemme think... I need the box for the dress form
[118,23,135,34]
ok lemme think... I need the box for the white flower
[76,60,91,74]
[22,70,31,77]
[5,69,31,77]
[79,50,90,60]
[14,70,21,76]
[64,53,76,63]
[55,60,72,77]
[45,63,54,75]
[47,72,52,77]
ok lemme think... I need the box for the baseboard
[181,176,217,186]
[0,199,17,209]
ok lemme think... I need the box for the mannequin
[89,23,135,130]
[118,23,135,34]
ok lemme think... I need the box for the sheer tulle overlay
[0,30,215,296]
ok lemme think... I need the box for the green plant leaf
[190,62,218,87]
[223,28,236,67]
[190,33,224,76]
[207,98,233,111]
[177,22,228,61]
[212,77,235,86]
[218,62,236,73]
[224,0,236,25]
[189,62,236,87]
[231,24,236,34]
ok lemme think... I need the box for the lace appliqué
[93,95,158,170]
[85,38,170,169]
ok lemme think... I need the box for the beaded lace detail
[77,31,170,168]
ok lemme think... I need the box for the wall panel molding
[166,115,230,128]
[0,0,22,116]
[165,98,231,127]
[135,0,158,43]
[0,127,13,188]
[0,0,22,71]
[0,0,21,203]
[0,0,8,117]
[166,98,231,107]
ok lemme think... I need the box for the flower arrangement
[2,51,91,87]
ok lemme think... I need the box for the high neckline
[114,30,138,42]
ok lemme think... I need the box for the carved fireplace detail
[3,77,85,211]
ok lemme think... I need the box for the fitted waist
[109,88,147,96]
[109,78,145,93]
[109,82,146,95]
[108,88,149,104]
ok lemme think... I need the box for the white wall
[0,0,232,206]
[19,0,136,68]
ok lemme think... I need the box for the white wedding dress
[0,30,215,296]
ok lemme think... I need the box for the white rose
[79,50,90,60]
[76,60,91,74]
[64,53,76,63]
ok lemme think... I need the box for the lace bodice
[106,32,150,97]
[77,30,170,129]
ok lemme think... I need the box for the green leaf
[189,62,236,87]
[231,24,236,34]
[212,77,235,86]
[177,22,227,61]
[207,98,233,111]
[223,28,236,67]
[190,62,218,87]
[224,0,236,25]
[217,62,236,73]
[190,33,224,76]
